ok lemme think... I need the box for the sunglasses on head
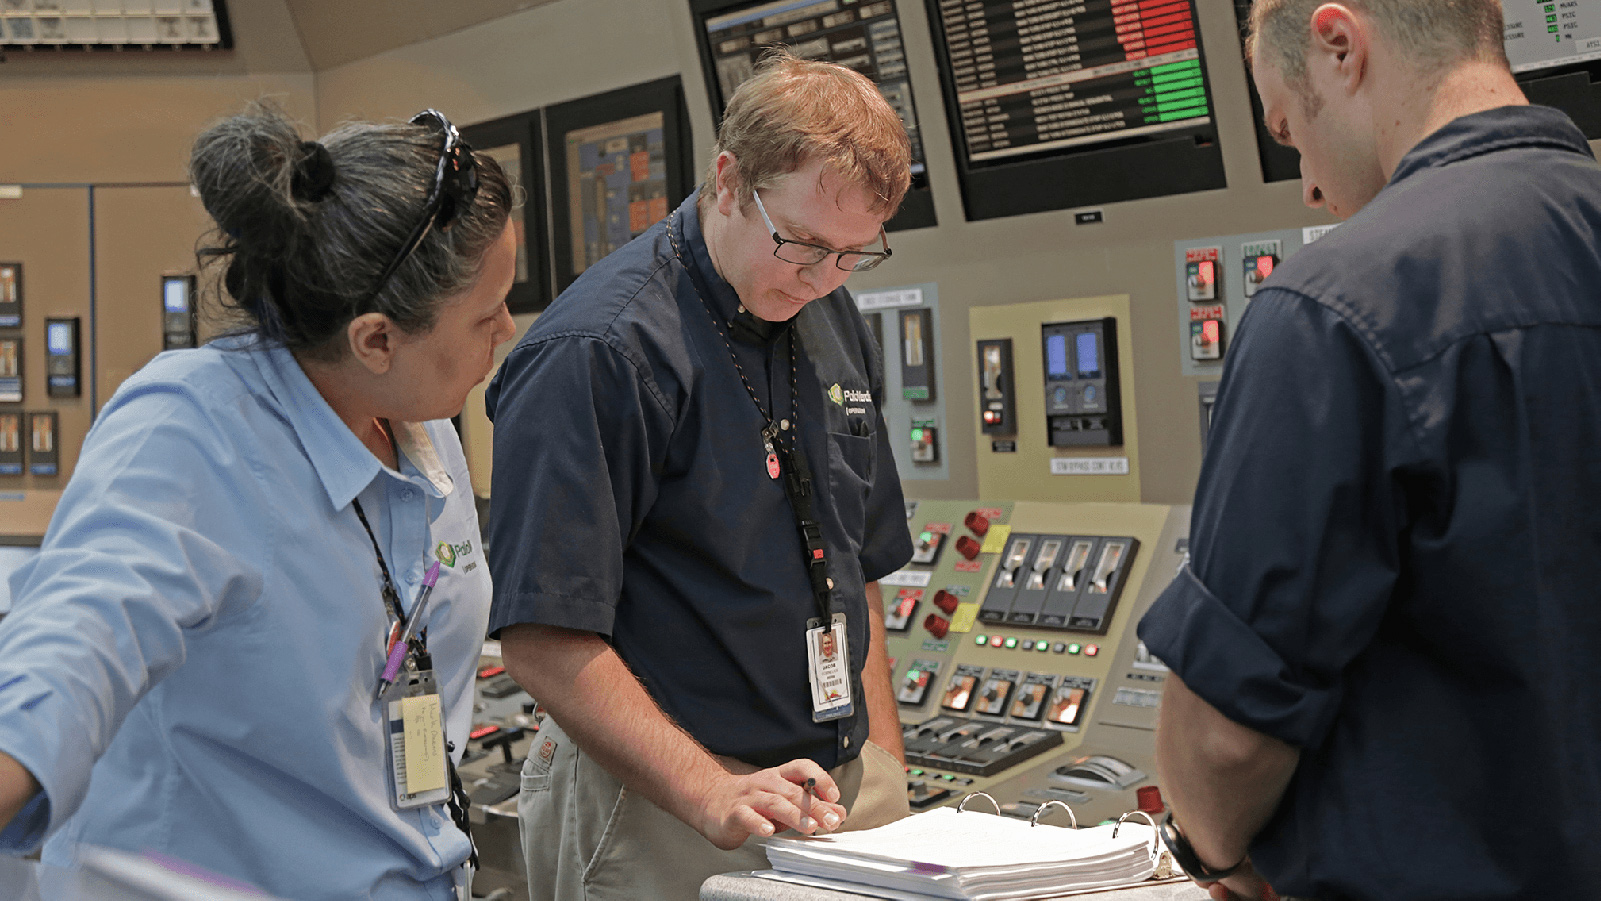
[363,109,480,306]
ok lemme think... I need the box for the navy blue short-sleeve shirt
[1140,106,1601,900]
[485,190,913,769]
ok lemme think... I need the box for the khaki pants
[517,717,909,901]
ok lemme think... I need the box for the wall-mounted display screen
[46,322,72,355]
[940,0,1211,161]
[927,0,1227,219]
[1504,0,1601,73]
[1076,332,1100,377]
[691,0,938,230]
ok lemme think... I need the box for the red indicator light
[989,635,1004,648]
[1256,256,1275,279]
[1202,321,1219,343]
[1085,644,1100,657]
[1197,260,1214,284]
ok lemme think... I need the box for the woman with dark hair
[0,102,517,900]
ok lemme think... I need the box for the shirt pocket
[826,431,874,543]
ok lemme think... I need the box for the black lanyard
[351,494,478,869]
[667,215,835,623]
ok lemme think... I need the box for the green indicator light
[1155,87,1207,105]
[975,634,988,645]
[910,768,924,776]
[1037,643,1050,653]
[1158,108,1210,123]
[1153,76,1205,94]
[942,774,957,781]
[912,428,924,440]
[1150,60,1202,76]
[1067,643,1082,655]
[1150,70,1202,88]
[1004,637,1019,649]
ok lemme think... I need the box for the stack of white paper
[763,806,1160,900]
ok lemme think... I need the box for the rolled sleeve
[484,334,670,639]
[1138,291,1413,749]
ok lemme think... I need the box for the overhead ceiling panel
[284,0,560,71]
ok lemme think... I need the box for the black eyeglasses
[752,189,891,273]
[364,109,480,304]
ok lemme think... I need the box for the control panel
[888,500,1186,824]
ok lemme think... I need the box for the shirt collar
[248,339,454,511]
[1389,105,1594,188]
[671,187,793,346]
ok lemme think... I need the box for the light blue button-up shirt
[0,338,491,900]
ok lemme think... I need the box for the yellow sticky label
[401,694,447,795]
[950,601,981,634]
[980,524,1012,555]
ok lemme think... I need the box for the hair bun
[291,140,337,202]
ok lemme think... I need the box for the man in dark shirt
[484,50,915,899]
[1139,2,1601,899]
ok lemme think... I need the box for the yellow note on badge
[980,524,1012,555]
[401,694,447,795]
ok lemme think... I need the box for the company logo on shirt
[829,384,844,406]
[435,538,474,568]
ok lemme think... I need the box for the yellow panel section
[969,296,1140,503]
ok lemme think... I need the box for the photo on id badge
[808,613,853,722]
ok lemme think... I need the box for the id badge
[806,612,854,723]
[382,665,452,809]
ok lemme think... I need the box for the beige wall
[10,0,1593,513]
[311,0,1330,505]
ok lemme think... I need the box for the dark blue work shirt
[1140,106,1601,900]
[484,190,913,769]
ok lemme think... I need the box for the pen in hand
[374,561,441,700]
[802,777,816,833]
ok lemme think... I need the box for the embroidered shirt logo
[828,384,844,406]
[435,542,457,567]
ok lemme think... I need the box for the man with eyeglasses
[483,49,915,899]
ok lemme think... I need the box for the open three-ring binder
[760,793,1177,900]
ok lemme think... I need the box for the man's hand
[0,750,40,834]
[695,758,847,850]
[1205,859,1278,901]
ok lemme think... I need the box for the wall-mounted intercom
[162,275,198,350]
[976,338,1016,436]
[1042,318,1122,448]
[44,318,81,398]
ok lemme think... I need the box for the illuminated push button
[990,636,1005,648]
[1085,644,1100,657]
[956,536,982,560]
[964,511,991,537]
[909,768,924,776]
[1004,637,1019,649]
[934,589,960,616]
[1067,643,1082,655]
[1021,639,1035,651]
[975,634,988,646]
[1037,642,1050,653]
[923,613,951,640]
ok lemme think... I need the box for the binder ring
[956,792,1000,815]
[1029,800,1078,829]
[1113,810,1161,862]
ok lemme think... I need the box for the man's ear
[713,151,742,217]
[346,312,395,376]
[1310,3,1368,95]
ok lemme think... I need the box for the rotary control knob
[923,613,950,639]
[933,589,959,616]
[964,511,990,536]
[955,535,982,560]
